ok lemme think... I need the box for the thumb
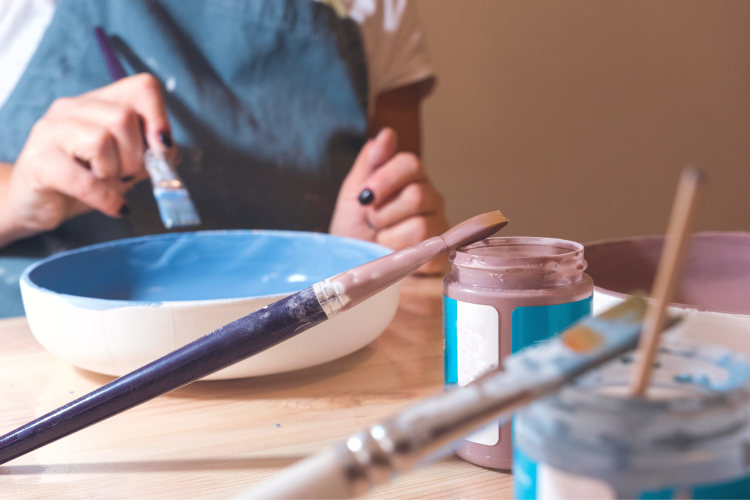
[345,128,398,188]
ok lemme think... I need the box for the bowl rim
[20,229,393,310]
[585,231,750,316]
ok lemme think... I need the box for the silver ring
[364,216,378,232]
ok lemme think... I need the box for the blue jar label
[513,444,539,500]
[510,297,593,354]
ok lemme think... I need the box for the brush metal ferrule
[144,149,184,191]
[333,425,413,496]
[313,280,347,319]
[329,386,503,495]
[339,431,391,497]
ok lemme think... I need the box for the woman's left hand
[330,128,450,274]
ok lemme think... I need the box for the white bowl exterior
[594,290,750,359]
[21,279,400,380]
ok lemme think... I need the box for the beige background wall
[414,0,750,244]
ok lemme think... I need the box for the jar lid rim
[454,237,585,268]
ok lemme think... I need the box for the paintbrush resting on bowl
[94,27,201,229]
[0,211,508,465]
[239,295,679,500]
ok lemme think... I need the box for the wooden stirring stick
[630,168,704,397]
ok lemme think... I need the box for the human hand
[0,74,173,245]
[330,128,450,274]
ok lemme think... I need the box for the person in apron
[0,0,449,316]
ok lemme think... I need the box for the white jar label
[444,298,500,445]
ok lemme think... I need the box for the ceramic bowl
[585,232,750,356]
[20,231,400,380]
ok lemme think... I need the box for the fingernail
[119,203,131,217]
[368,129,389,165]
[159,130,173,148]
[121,175,134,183]
[358,188,374,205]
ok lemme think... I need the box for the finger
[415,254,449,275]
[86,73,173,154]
[43,149,126,217]
[48,99,145,180]
[43,117,121,181]
[376,213,448,251]
[362,152,427,209]
[375,213,448,275]
[367,181,445,229]
[343,128,398,191]
[367,127,398,171]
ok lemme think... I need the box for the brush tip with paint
[143,149,201,229]
[440,210,508,251]
[153,189,201,228]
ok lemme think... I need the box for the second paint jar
[443,237,593,470]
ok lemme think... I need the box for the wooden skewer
[630,167,704,397]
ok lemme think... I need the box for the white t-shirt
[0,0,435,111]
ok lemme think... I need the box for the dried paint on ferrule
[313,280,348,319]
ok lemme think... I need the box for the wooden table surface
[0,277,513,499]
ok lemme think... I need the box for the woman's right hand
[0,73,174,246]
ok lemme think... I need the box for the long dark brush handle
[0,288,326,465]
[94,27,127,81]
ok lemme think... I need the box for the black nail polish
[159,131,173,148]
[121,175,134,183]
[358,188,374,205]
[119,203,131,217]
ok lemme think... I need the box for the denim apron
[0,0,368,316]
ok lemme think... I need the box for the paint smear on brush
[562,327,603,353]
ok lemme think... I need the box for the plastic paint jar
[513,340,750,499]
[443,237,593,470]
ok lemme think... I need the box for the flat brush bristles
[143,149,201,229]
[153,189,201,229]
[441,210,508,251]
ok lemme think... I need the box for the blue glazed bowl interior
[23,231,391,304]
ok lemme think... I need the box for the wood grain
[0,277,513,499]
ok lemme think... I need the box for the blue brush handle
[0,288,327,465]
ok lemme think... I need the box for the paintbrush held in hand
[0,211,508,465]
[94,27,200,229]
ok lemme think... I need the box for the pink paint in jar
[443,237,593,470]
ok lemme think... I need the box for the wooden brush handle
[237,449,351,500]
[630,168,703,397]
